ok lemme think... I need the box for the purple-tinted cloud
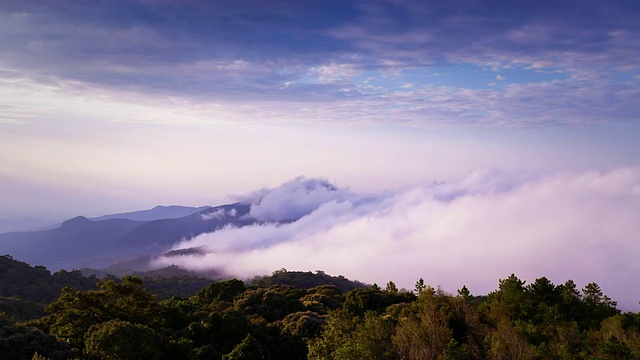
[1,1,639,126]
[154,168,640,311]
[244,177,353,222]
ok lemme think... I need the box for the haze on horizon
[1,1,639,307]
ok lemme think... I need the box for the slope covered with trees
[1,256,639,359]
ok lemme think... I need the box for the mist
[153,168,640,310]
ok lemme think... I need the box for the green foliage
[601,335,636,359]
[0,296,46,321]
[415,278,427,295]
[32,352,50,360]
[456,285,473,301]
[42,276,158,350]
[186,309,252,354]
[2,259,638,360]
[223,334,265,360]
[299,291,342,314]
[441,338,470,360]
[250,270,366,292]
[392,293,454,359]
[342,311,396,359]
[235,285,306,322]
[308,309,360,359]
[0,255,96,321]
[141,275,215,300]
[193,279,245,305]
[0,312,72,360]
[486,317,533,359]
[281,311,326,339]
[385,280,398,293]
[343,287,415,315]
[84,319,160,360]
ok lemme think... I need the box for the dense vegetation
[1,255,639,359]
[0,255,98,321]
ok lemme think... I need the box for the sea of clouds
[153,169,640,310]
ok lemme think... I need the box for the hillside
[0,203,253,271]
[0,256,637,360]
[0,255,97,321]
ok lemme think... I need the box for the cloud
[314,63,362,84]
[201,208,237,220]
[153,169,640,311]
[1,1,639,127]
[239,176,356,222]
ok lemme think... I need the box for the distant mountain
[0,203,254,271]
[91,205,211,222]
[0,177,345,275]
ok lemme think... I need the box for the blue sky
[2,0,640,308]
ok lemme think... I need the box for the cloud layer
[154,169,640,310]
[1,1,639,127]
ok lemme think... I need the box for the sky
[1,1,640,306]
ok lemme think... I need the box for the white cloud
[201,208,238,220]
[245,176,356,222]
[314,63,362,83]
[153,168,640,311]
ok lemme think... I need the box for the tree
[441,339,470,360]
[300,293,341,313]
[281,311,326,339]
[601,335,635,360]
[193,279,245,305]
[223,334,265,360]
[583,282,605,305]
[186,309,251,354]
[487,318,533,360]
[32,353,50,360]
[392,295,453,360]
[84,319,160,360]
[415,278,427,295]
[343,288,415,316]
[308,309,359,360]
[42,276,158,350]
[309,310,394,360]
[0,312,72,360]
[234,285,305,322]
[561,280,581,302]
[486,274,529,321]
[581,282,619,326]
[385,281,398,293]
[456,286,473,302]
[340,311,395,360]
[527,277,561,306]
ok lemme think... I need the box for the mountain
[91,205,211,222]
[0,177,343,274]
[0,203,254,271]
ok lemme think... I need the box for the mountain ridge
[0,203,255,271]
[91,205,212,222]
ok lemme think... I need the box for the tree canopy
[1,257,640,359]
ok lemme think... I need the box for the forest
[1,255,639,360]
